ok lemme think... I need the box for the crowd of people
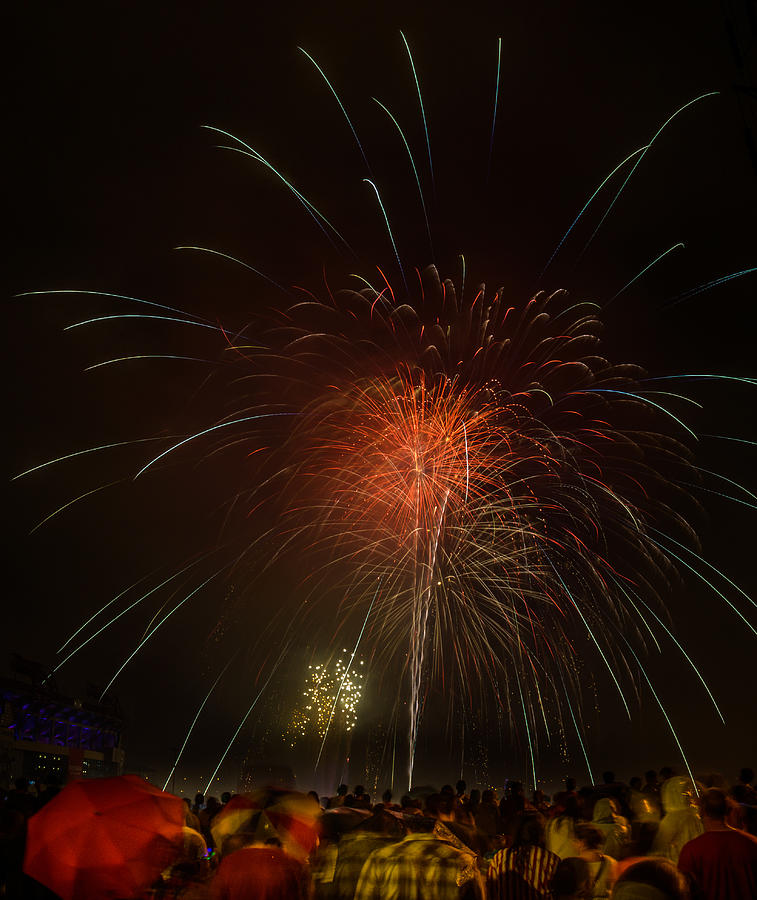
[1,765,756,899]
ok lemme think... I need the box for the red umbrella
[24,774,184,900]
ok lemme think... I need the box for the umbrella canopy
[24,774,184,900]
[320,806,372,841]
[211,789,319,860]
[408,785,435,800]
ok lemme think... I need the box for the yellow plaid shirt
[354,831,484,900]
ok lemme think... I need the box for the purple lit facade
[0,677,124,786]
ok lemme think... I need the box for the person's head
[205,796,221,814]
[661,776,698,814]
[221,832,252,857]
[336,783,348,797]
[732,783,750,803]
[738,767,754,786]
[424,793,439,816]
[382,789,393,804]
[645,769,657,785]
[455,779,466,796]
[602,770,615,785]
[630,776,642,791]
[614,858,690,899]
[358,808,407,837]
[699,787,728,823]
[220,791,231,805]
[403,814,437,835]
[551,857,591,899]
[511,813,546,849]
[560,794,580,821]
[565,776,576,792]
[482,788,495,804]
[353,784,364,796]
[440,783,454,798]
[593,797,620,822]
[400,793,421,811]
[469,788,480,805]
[507,780,524,798]
[660,766,674,781]
[437,794,455,820]
[426,792,454,820]
[194,792,204,807]
[574,822,603,852]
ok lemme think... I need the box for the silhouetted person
[0,805,25,898]
[642,770,659,798]
[211,843,309,900]
[532,789,549,815]
[731,767,757,835]
[4,778,36,820]
[546,795,580,859]
[430,793,482,854]
[591,797,630,859]
[401,794,423,815]
[551,777,578,822]
[328,784,348,808]
[614,858,690,899]
[573,821,617,897]
[183,797,202,832]
[354,813,484,900]
[594,770,629,815]
[488,813,559,899]
[678,787,757,900]
[381,788,399,810]
[200,796,222,847]
[499,782,527,839]
[474,789,501,840]
[551,857,591,900]
[331,809,406,900]
[651,776,702,864]
[36,775,61,808]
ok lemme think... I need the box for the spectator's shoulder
[677,832,704,866]
[733,827,757,848]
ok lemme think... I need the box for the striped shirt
[487,845,560,900]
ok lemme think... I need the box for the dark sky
[7,0,757,797]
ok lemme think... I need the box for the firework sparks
[12,31,756,792]
[285,654,365,747]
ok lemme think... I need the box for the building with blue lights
[0,664,124,788]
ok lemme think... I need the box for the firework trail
[13,33,756,790]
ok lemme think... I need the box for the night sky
[7,1,757,798]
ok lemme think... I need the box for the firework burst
[240,264,718,786]
[12,30,756,792]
